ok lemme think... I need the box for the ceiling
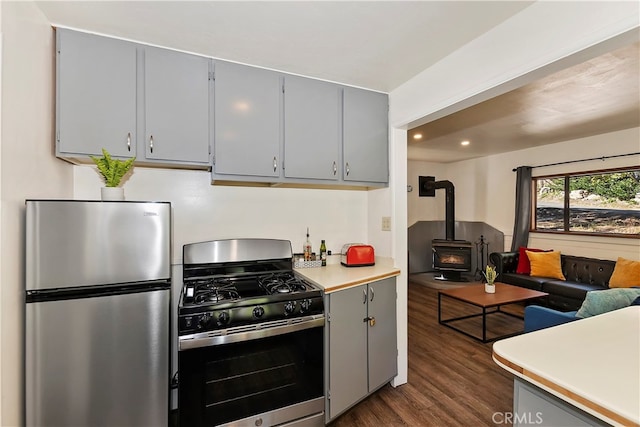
[36,1,639,163]
[408,41,640,163]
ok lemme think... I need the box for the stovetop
[178,269,323,335]
[178,239,324,336]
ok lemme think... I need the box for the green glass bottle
[320,240,327,266]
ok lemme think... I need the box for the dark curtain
[510,166,533,251]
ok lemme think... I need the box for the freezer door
[26,289,170,427]
[26,200,171,290]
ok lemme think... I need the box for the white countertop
[492,306,640,427]
[295,257,400,293]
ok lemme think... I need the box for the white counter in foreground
[294,257,400,293]
[493,306,640,427]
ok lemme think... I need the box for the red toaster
[340,244,375,267]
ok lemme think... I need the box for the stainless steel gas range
[178,239,325,427]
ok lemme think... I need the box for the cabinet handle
[345,162,350,176]
[127,132,131,152]
[370,288,375,302]
[332,161,337,175]
[149,135,154,154]
[363,316,376,327]
[362,289,367,304]
[273,157,277,173]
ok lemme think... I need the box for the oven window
[179,327,323,426]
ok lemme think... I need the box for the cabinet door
[144,47,210,164]
[56,29,136,158]
[284,76,340,180]
[367,278,397,392]
[213,61,281,177]
[327,285,368,420]
[343,87,389,183]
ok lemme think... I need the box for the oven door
[179,320,324,427]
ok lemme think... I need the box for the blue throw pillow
[576,288,640,318]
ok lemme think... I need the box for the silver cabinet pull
[370,288,375,302]
[362,289,367,304]
[149,135,154,154]
[273,157,277,172]
[345,162,350,176]
[333,161,337,175]
[127,132,131,151]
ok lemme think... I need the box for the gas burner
[259,273,308,295]
[192,282,240,305]
[194,289,239,304]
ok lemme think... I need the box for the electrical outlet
[381,216,391,231]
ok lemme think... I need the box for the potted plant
[90,148,136,200]
[483,265,498,294]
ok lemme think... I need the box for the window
[533,167,640,237]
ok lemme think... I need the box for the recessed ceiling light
[413,133,423,140]
[461,140,470,146]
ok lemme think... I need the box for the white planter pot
[101,187,125,201]
[484,283,496,294]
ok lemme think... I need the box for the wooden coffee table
[438,282,548,343]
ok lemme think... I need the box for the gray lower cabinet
[212,60,282,178]
[325,278,397,422]
[56,29,137,159]
[283,75,341,181]
[343,88,389,184]
[56,28,210,168]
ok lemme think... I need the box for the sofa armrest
[489,251,518,276]
[524,305,579,333]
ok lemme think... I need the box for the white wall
[0,2,74,425]
[407,160,446,226]
[73,167,370,263]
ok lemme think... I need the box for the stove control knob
[284,301,296,315]
[196,313,211,330]
[300,299,312,313]
[253,306,265,319]
[217,312,230,326]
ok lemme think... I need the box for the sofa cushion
[528,251,566,280]
[609,257,640,288]
[561,255,616,286]
[542,280,605,301]
[516,247,551,275]
[575,288,640,318]
[501,273,548,291]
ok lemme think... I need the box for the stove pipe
[421,178,455,240]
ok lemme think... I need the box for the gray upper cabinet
[56,29,137,158]
[284,75,341,181]
[56,29,209,168]
[143,47,210,165]
[343,87,389,184]
[212,61,282,178]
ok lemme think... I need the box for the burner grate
[258,273,308,295]
[192,280,240,305]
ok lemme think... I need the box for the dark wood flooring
[329,281,528,427]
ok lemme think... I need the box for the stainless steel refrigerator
[25,200,171,427]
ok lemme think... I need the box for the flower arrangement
[483,265,498,285]
[90,148,135,187]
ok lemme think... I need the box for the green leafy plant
[90,148,135,187]
[483,265,498,285]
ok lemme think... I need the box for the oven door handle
[179,315,325,351]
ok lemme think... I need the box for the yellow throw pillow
[609,257,640,288]
[526,250,566,280]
